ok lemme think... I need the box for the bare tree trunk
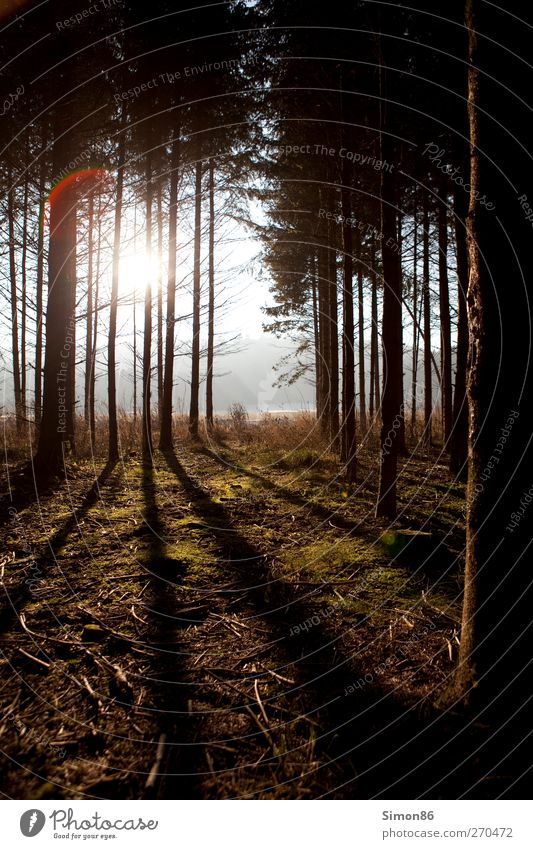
[89,195,101,453]
[35,158,46,424]
[317,243,330,435]
[411,207,419,437]
[160,133,180,449]
[376,106,403,518]
[34,125,78,474]
[21,172,29,422]
[108,136,125,461]
[188,157,203,439]
[449,183,469,479]
[84,190,94,426]
[423,193,432,445]
[340,182,356,482]
[396,208,406,455]
[357,265,367,434]
[205,158,216,432]
[328,237,340,449]
[142,150,154,463]
[156,180,164,424]
[7,172,22,429]
[455,0,533,731]
[438,182,453,448]
[312,257,321,419]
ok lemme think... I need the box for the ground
[0,421,516,799]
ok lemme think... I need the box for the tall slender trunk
[357,265,367,434]
[7,172,22,428]
[84,190,94,426]
[156,181,164,423]
[317,242,330,434]
[449,184,469,479]
[142,151,154,462]
[205,158,216,431]
[396,208,406,455]
[89,194,101,452]
[34,124,78,473]
[376,101,404,518]
[438,183,453,448]
[108,136,125,461]
[21,173,29,422]
[455,0,533,730]
[188,157,203,439]
[340,182,356,482]
[411,207,419,437]
[311,257,321,419]
[370,246,380,424]
[35,158,46,423]
[160,133,180,449]
[423,193,432,445]
[328,236,340,448]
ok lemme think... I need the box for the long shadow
[0,461,63,532]
[137,460,201,800]
[0,459,119,635]
[161,447,514,799]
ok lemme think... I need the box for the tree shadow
[137,460,202,800]
[160,447,490,798]
[0,459,119,635]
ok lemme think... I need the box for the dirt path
[1,443,514,799]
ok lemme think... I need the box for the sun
[119,251,160,297]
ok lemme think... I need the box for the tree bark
[422,192,432,445]
[205,158,216,432]
[376,115,403,518]
[108,136,125,461]
[7,171,22,430]
[340,181,356,482]
[156,180,164,424]
[438,182,453,448]
[188,157,203,439]
[411,206,419,438]
[357,265,367,435]
[142,150,154,463]
[34,158,46,424]
[84,190,94,427]
[455,0,533,729]
[449,183,469,479]
[160,134,180,449]
[34,125,78,474]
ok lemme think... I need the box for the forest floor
[0,424,526,799]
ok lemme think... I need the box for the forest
[0,0,532,801]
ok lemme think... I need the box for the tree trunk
[156,180,164,424]
[369,255,379,422]
[357,265,367,435]
[422,193,432,445]
[317,242,330,435]
[7,172,22,429]
[21,172,29,422]
[312,257,321,420]
[449,183,469,479]
[84,190,94,426]
[438,182,453,448]
[396,208,406,455]
[160,134,180,449]
[455,0,533,733]
[34,158,46,424]
[376,111,403,518]
[205,158,216,432]
[411,207,419,438]
[89,195,101,453]
[34,126,77,474]
[340,182,356,482]
[188,157,203,439]
[328,235,340,449]
[142,150,154,463]
[108,136,125,461]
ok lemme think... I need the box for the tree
[108,136,126,461]
[455,0,533,732]
[188,157,203,440]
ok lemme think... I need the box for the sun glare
[119,251,160,297]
